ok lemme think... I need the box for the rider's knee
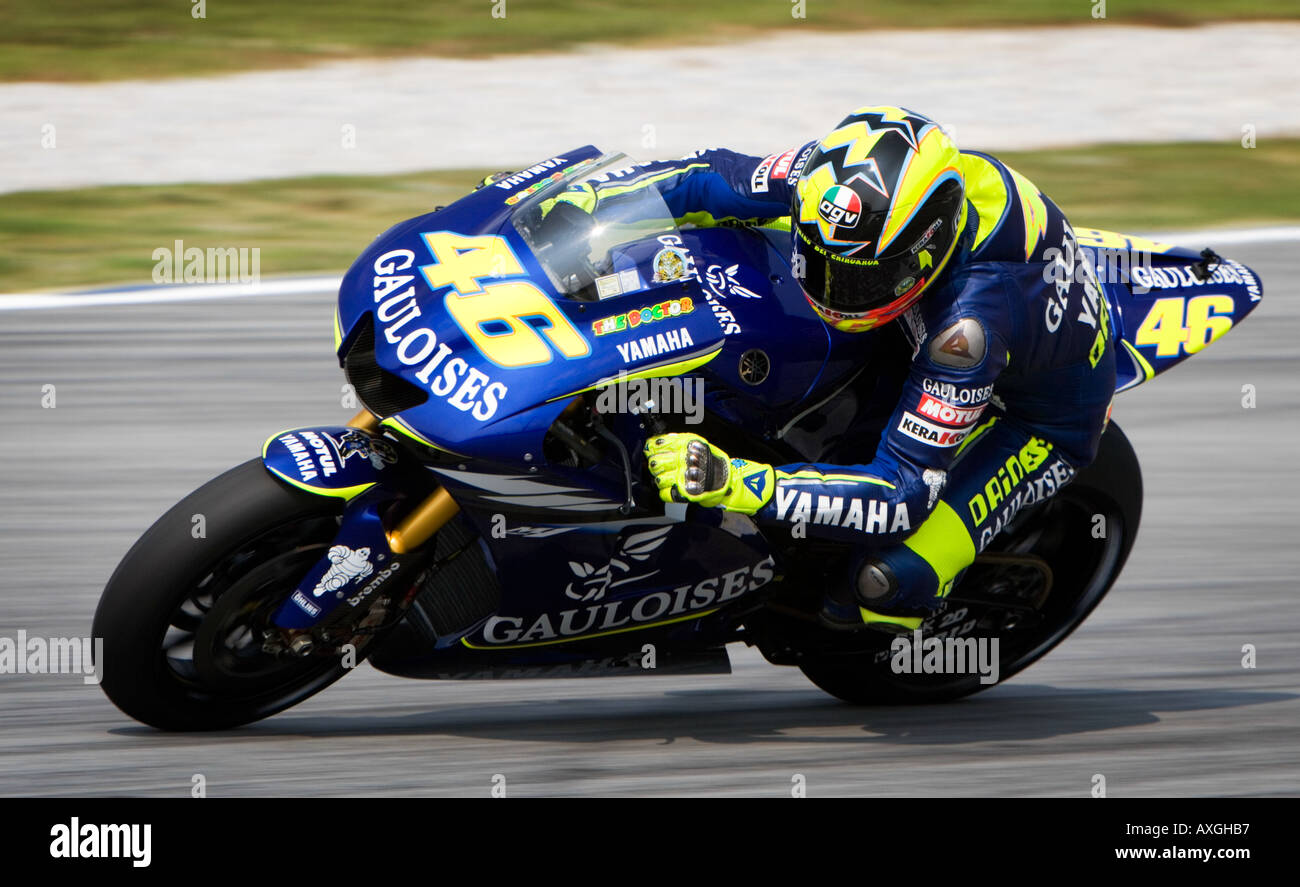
[854,547,943,612]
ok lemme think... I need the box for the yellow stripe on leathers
[957,153,1011,252]
[1006,165,1050,261]
[903,501,977,599]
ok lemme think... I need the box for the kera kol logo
[818,184,862,227]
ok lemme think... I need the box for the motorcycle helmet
[792,106,966,333]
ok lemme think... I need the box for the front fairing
[335,147,872,468]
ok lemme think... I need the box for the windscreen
[511,154,683,301]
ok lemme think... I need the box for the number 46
[1133,294,1234,358]
[419,231,590,368]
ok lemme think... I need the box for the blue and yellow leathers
[563,144,1116,623]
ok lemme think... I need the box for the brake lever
[592,423,637,515]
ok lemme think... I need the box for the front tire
[93,459,360,730]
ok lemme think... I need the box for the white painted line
[1140,225,1300,246]
[0,224,1294,311]
[0,276,341,311]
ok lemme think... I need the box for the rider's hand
[644,434,774,515]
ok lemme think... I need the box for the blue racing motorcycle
[93,147,1263,729]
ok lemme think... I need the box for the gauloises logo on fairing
[471,557,775,647]
[370,249,508,421]
[591,297,694,336]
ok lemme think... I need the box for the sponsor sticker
[897,411,970,447]
[921,377,993,405]
[774,488,911,534]
[653,247,689,283]
[928,317,986,369]
[916,393,985,428]
[592,297,694,336]
[310,545,375,598]
[751,153,779,193]
[909,218,943,255]
[372,248,509,421]
[771,148,798,180]
[788,143,815,184]
[291,590,322,617]
[818,184,862,227]
[614,326,696,363]
[476,556,777,645]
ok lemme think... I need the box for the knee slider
[855,549,943,611]
[855,558,899,606]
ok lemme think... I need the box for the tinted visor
[795,228,937,314]
[793,177,965,316]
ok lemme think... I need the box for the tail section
[1077,228,1263,393]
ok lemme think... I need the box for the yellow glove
[644,434,774,515]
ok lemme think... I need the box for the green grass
[2,139,1297,293]
[0,170,492,291]
[996,139,1300,232]
[2,0,1298,81]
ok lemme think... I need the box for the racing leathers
[554,143,1116,625]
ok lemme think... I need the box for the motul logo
[917,393,984,427]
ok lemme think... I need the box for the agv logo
[818,184,862,227]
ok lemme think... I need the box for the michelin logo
[311,545,375,598]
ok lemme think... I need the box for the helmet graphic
[792,106,967,333]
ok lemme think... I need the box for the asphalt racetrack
[1,242,1296,797]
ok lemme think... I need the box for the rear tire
[93,459,360,730]
[799,421,1143,704]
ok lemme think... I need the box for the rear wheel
[798,422,1142,704]
[94,460,384,730]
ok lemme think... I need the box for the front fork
[345,410,460,555]
[265,409,461,636]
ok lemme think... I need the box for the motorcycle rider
[543,106,1116,631]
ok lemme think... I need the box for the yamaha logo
[818,184,862,227]
[738,349,770,386]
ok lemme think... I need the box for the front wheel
[93,460,374,730]
[799,421,1143,705]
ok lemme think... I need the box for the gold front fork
[346,409,460,554]
[346,409,380,434]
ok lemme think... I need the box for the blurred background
[2,0,1299,291]
[1,1,1297,797]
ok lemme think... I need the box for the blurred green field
[3,0,1299,81]
[2,138,1296,293]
